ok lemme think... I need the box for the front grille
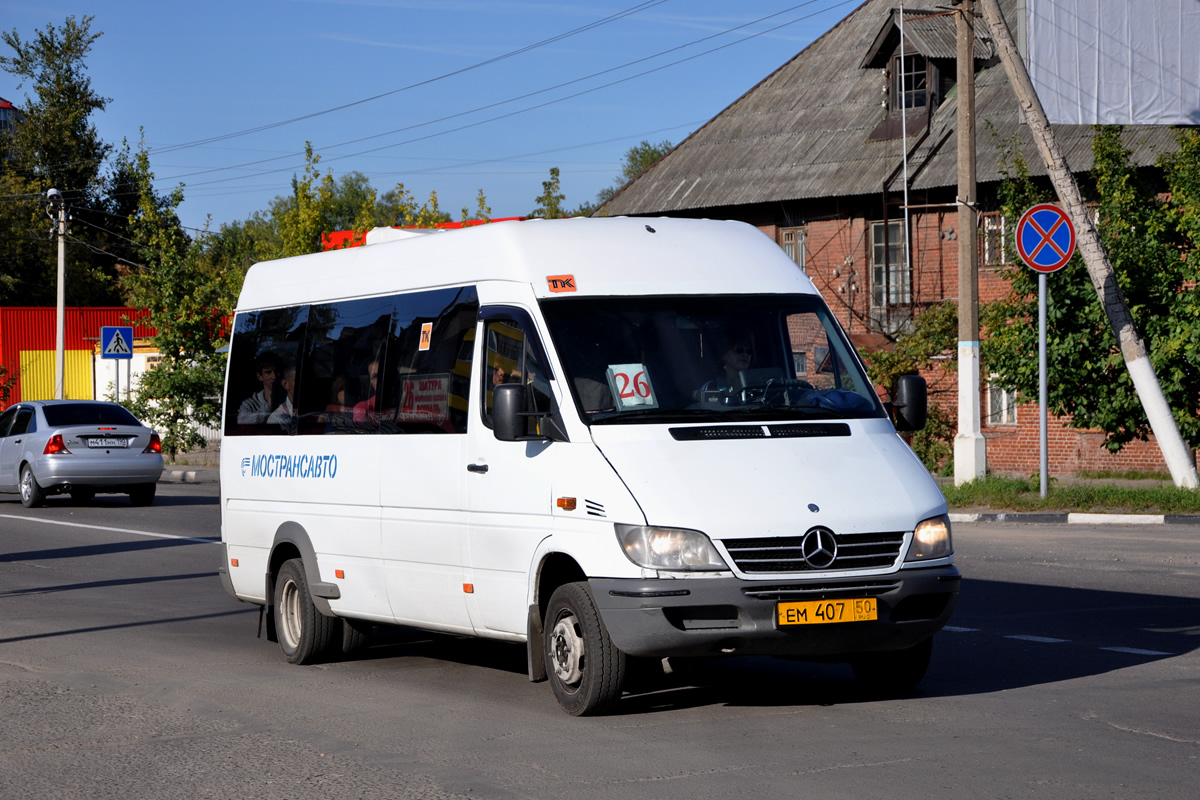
[742,580,901,601]
[721,530,904,574]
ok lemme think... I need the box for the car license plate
[87,437,129,448]
[777,598,877,626]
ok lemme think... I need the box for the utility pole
[954,0,986,486]
[978,0,1198,490]
[47,188,66,400]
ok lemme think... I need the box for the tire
[340,617,372,656]
[543,582,626,716]
[19,465,44,508]
[70,488,96,505]
[129,484,156,506]
[273,558,337,664]
[851,637,933,694]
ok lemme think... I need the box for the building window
[779,227,807,272]
[987,378,1018,425]
[894,54,929,111]
[871,220,910,307]
[981,213,1010,266]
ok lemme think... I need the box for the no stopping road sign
[1016,203,1076,273]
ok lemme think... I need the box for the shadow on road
[329,577,1200,714]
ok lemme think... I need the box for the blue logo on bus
[244,453,338,479]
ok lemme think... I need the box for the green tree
[865,300,959,474]
[982,126,1200,453]
[594,139,673,207]
[119,141,234,459]
[0,15,125,306]
[530,167,566,219]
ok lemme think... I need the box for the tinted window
[225,286,478,437]
[225,307,308,436]
[383,286,477,435]
[298,296,393,435]
[42,404,140,427]
[481,315,554,436]
[539,294,883,425]
[0,407,15,437]
[10,407,35,435]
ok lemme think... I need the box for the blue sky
[1,1,856,232]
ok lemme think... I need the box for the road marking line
[1006,635,1069,643]
[0,513,216,545]
[942,626,980,632]
[1100,646,1173,656]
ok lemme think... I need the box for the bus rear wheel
[274,558,336,664]
[543,582,625,716]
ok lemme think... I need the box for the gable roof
[600,0,1179,216]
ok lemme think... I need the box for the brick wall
[766,210,1195,478]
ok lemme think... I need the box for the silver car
[0,400,164,507]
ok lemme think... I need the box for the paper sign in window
[419,322,433,351]
[605,363,657,410]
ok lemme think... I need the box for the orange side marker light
[335,569,345,579]
[557,497,577,511]
[463,583,474,594]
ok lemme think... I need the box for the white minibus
[218,216,958,715]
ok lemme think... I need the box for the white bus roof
[235,216,816,312]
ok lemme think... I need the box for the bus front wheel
[543,582,626,716]
[274,558,336,664]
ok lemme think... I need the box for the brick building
[598,0,1197,477]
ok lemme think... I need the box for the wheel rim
[19,470,32,502]
[549,613,585,686]
[278,577,303,650]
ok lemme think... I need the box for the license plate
[87,437,129,448]
[777,598,877,626]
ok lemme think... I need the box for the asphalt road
[1,484,1198,799]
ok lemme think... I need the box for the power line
[169,1,852,191]
[151,1,670,155]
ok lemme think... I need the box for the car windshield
[539,294,884,425]
[42,403,142,427]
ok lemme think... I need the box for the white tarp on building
[1026,0,1200,125]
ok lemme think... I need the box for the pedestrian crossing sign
[101,326,134,359]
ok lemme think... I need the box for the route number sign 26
[606,363,658,410]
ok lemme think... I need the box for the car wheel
[851,637,933,694]
[70,488,96,505]
[340,617,372,656]
[129,484,156,506]
[543,582,626,716]
[274,558,337,665]
[19,465,44,508]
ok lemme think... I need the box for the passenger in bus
[267,363,298,432]
[353,360,383,424]
[237,351,284,424]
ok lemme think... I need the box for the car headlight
[906,514,952,561]
[616,525,728,571]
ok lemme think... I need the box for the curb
[160,469,219,484]
[949,511,1200,526]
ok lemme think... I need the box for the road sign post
[1016,204,1076,498]
[100,326,134,403]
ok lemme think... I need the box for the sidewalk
[935,475,1200,526]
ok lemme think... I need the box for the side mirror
[892,374,928,432]
[493,383,525,441]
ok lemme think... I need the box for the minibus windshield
[540,294,885,425]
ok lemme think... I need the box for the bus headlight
[616,525,728,571]
[906,514,952,561]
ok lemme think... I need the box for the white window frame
[986,377,1018,426]
[871,219,910,308]
[780,227,808,273]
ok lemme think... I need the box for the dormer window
[896,54,929,111]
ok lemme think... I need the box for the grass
[942,475,1200,514]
